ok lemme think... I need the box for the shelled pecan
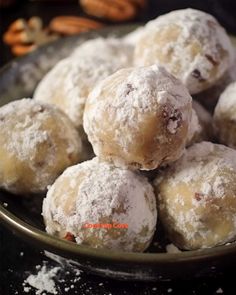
[3,17,58,56]
[80,0,147,22]
[49,16,104,35]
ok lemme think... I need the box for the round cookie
[84,65,192,170]
[134,9,234,94]
[214,82,236,148]
[34,38,133,129]
[154,141,236,250]
[0,99,81,194]
[43,157,157,252]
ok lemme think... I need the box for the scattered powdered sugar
[135,8,234,94]
[23,265,60,294]
[34,38,133,128]
[43,157,157,252]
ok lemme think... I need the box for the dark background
[1,0,236,294]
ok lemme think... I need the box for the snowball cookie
[214,82,236,148]
[34,38,133,129]
[84,65,192,170]
[0,99,81,194]
[154,141,236,250]
[134,9,234,94]
[187,101,213,146]
[43,157,157,252]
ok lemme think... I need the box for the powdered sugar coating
[154,141,236,250]
[0,99,81,194]
[186,108,202,146]
[34,38,133,129]
[122,26,145,46]
[193,43,236,111]
[187,101,213,146]
[43,157,157,252]
[214,82,236,120]
[134,9,234,94]
[214,82,236,148]
[84,64,192,170]
[72,37,133,65]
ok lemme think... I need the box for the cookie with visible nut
[134,9,234,94]
[84,65,192,170]
[0,99,82,195]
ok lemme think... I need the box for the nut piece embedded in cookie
[84,65,192,170]
[154,141,236,250]
[134,9,234,94]
[42,157,157,252]
[0,99,82,194]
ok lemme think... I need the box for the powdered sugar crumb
[23,265,60,294]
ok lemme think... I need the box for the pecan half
[49,16,104,35]
[3,17,58,56]
[80,0,140,22]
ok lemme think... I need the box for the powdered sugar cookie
[43,157,157,252]
[34,38,133,129]
[134,9,234,94]
[0,99,81,194]
[84,65,192,170]
[154,141,236,250]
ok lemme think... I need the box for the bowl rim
[1,203,236,264]
[0,24,236,266]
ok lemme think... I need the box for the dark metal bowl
[0,25,236,281]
